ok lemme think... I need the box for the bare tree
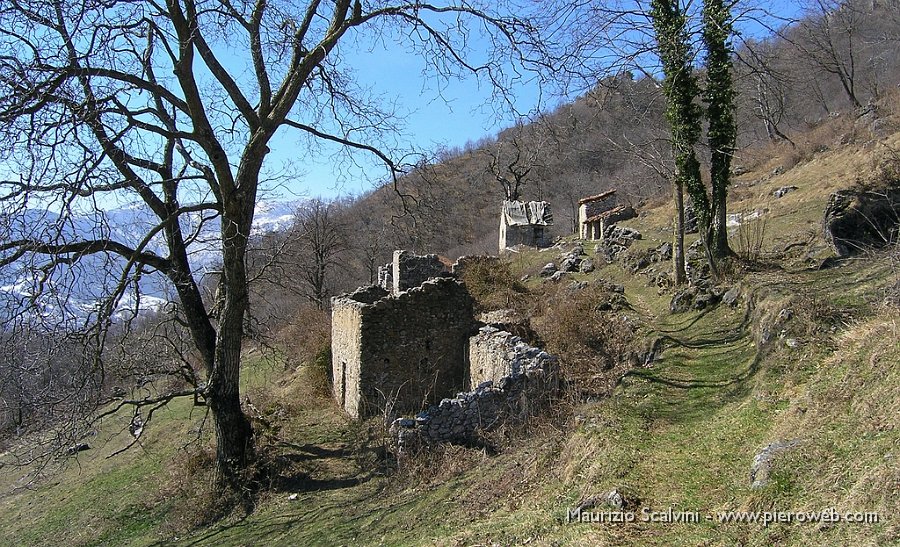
[796,0,865,108]
[488,123,546,202]
[289,199,348,310]
[0,0,557,493]
[736,39,796,145]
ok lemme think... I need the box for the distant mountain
[253,200,302,235]
[0,199,305,324]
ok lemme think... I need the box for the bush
[277,304,332,395]
[458,258,528,312]
[532,283,636,397]
[159,445,232,533]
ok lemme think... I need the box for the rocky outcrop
[823,186,900,257]
[597,226,642,262]
[750,439,801,489]
[773,185,798,198]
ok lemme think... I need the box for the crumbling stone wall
[391,328,558,451]
[450,255,501,278]
[467,326,554,388]
[392,250,448,293]
[331,278,475,419]
[331,285,390,418]
[376,264,392,292]
[376,250,449,294]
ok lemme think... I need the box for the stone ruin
[391,327,558,451]
[331,278,474,419]
[376,250,451,294]
[499,199,553,252]
[578,190,636,240]
[330,250,559,449]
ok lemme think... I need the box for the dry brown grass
[458,257,529,312]
[157,444,232,535]
[276,304,332,395]
[531,283,637,398]
[749,317,900,545]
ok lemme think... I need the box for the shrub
[532,283,636,397]
[458,258,528,312]
[733,207,770,263]
[277,304,332,395]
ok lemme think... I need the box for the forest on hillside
[250,0,900,320]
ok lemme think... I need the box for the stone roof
[578,189,617,205]
[584,203,628,224]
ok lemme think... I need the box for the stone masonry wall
[392,250,448,293]
[391,328,559,451]
[331,285,390,417]
[468,326,555,388]
[331,278,475,419]
[376,263,392,292]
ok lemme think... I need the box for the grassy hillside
[2,98,899,547]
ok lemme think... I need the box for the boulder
[823,187,900,257]
[750,440,800,489]
[559,256,581,272]
[773,185,798,198]
[579,258,595,273]
[669,287,697,313]
[547,270,569,283]
[655,242,672,261]
[722,286,741,307]
[67,443,91,455]
[539,262,558,277]
[693,291,721,310]
[567,281,589,293]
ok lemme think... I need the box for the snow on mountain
[253,199,302,235]
[1,199,305,324]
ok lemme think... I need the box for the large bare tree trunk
[206,180,258,490]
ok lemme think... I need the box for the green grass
[1,132,898,545]
[0,396,202,546]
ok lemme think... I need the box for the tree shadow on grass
[617,302,763,426]
[268,441,383,494]
[174,490,429,547]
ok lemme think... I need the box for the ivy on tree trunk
[703,0,736,260]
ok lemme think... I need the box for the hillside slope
[1,99,899,547]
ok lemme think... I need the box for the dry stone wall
[468,326,555,388]
[391,327,559,451]
[392,250,448,293]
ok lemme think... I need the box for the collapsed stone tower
[331,250,559,448]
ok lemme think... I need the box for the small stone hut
[331,277,475,419]
[578,190,635,240]
[499,199,553,252]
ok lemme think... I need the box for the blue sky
[264,0,803,202]
[265,31,547,202]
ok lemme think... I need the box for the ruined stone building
[331,251,558,436]
[331,270,474,419]
[376,250,451,295]
[392,326,558,450]
[499,199,553,252]
[578,190,636,240]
